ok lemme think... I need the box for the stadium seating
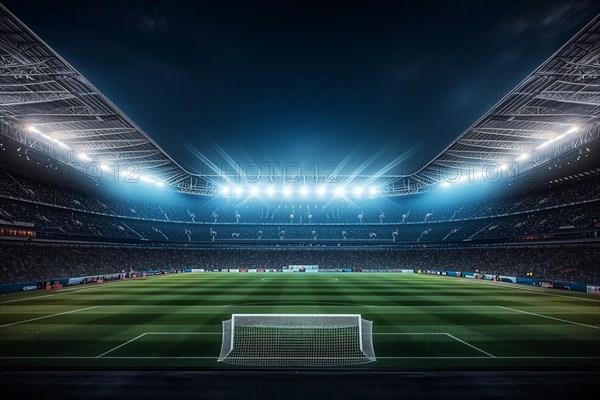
[1,141,599,285]
[1,243,598,285]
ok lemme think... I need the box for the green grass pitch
[1,273,599,369]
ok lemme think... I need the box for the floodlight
[334,186,345,196]
[283,186,291,197]
[440,181,451,188]
[26,125,72,150]
[77,153,91,162]
[500,164,508,171]
[300,186,309,196]
[538,125,581,150]
[368,187,378,196]
[234,186,243,196]
[250,187,260,196]
[566,125,579,134]
[536,141,549,150]
[100,164,111,172]
[221,187,230,195]
[353,187,363,197]
[266,186,275,196]
[316,186,326,197]
[515,153,529,162]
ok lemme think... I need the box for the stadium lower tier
[0,197,598,244]
[0,243,598,285]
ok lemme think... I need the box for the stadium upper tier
[0,5,599,196]
[1,165,599,225]
[1,145,599,245]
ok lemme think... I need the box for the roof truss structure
[0,5,599,196]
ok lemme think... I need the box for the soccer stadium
[0,2,599,398]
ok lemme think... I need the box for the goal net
[218,314,376,366]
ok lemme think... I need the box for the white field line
[93,356,219,359]
[0,356,217,359]
[375,356,600,359]
[497,306,600,330]
[373,332,447,335]
[76,304,496,308]
[1,356,599,360]
[444,333,495,358]
[447,277,600,303]
[0,305,100,328]
[373,332,495,358]
[0,274,174,304]
[95,331,222,358]
[96,333,148,358]
[145,332,221,335]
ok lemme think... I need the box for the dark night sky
[5,0,600,176]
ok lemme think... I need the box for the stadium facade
[1,6,599,397]
[0,6,599,290]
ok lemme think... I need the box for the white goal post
[218,314,376,366]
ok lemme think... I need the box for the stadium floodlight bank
[218,314,376,367]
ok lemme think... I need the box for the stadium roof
[0,4,599,196]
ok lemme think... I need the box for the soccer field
[1,273,599,369]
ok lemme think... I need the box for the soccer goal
[218,314,376,366]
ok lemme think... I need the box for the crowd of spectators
[2,150,599,288]
[1,164,599,226]
[1,243,598,285]
[1,196,597,243]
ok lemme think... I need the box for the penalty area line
[372,332,495,358]
[96,332,148,358]
[373,332,447,335]
[145,332,221,335]
[444,333,495,358]
[95,331,222,358]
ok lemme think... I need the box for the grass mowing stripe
[1,273,598,368]
[0,305,100,328]
[497,306,600,330]
[0,275,174,304]
[447,277,600,303]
